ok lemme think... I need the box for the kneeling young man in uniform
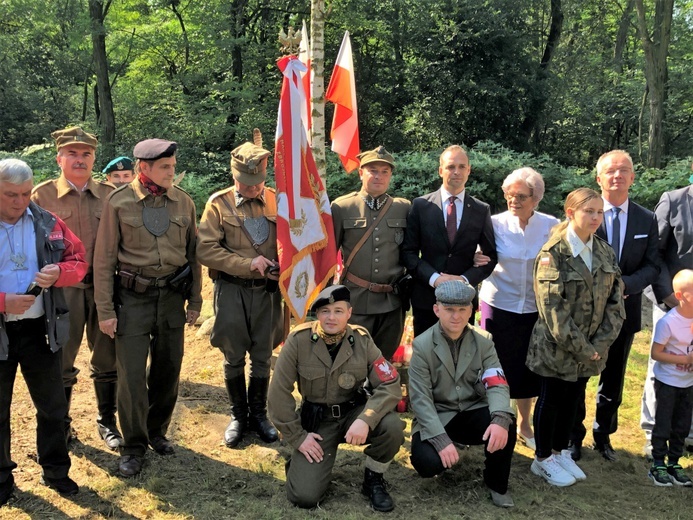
[269,286,404,512]
[408,280,516,508]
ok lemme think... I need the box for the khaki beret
[311,285,351,313]
[103,156,133,174]
[435,280,476,306]
[133,139,177,160]
[357,145,395,170]
[231,142,271,186]
[51,126,98,150]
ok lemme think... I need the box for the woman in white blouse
[477,168,559,450]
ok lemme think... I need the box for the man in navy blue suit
[401,145,497,337]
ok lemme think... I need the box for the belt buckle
[331,404,341,418]
[368,282,377,292]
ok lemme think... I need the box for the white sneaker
[531,455,577,487]
[555,450,587,480]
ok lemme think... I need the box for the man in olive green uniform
[31,126,121,450]
[93,139,202,477]
[197,139,282,449]
[331,146,410,360]
[269,285,404,512]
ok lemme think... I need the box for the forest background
[0,0,692,217]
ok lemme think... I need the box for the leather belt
[345,272,394,293]
[218,271,266,288]
[307,399,365,419]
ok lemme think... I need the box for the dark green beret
[102,156,133,174]
[311,285,351,312]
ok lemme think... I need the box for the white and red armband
[370,356,399,385]
[481,368,508,389]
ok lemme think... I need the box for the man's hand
[298,432,324,463]
[437,443,459,469]
[473,251,491,267]
[433,274,465,287]
[345,419,369,445]
[186,310,200,325]
[482,424,508,453]
[250,255,275,275]
[5,294,36,315]
[99,318,118,339]
[35,264,60,288]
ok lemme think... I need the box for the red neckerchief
[138,172,166,197]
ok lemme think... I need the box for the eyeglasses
[504,193,531,202]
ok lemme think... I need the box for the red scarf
[138,173,166,196]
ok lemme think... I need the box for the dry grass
[2,283,693,519]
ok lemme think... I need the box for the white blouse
[479,210,559,314]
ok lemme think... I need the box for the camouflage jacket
[526,229,625,381]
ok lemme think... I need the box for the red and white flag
[275,55,337,322]
[298,20,312,142]
[326,31,360,173]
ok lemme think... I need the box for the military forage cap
[435,280,476,306]
[357,145,395,170]
[51,126,98,150]
[311,285,351,313]
[231,142,271,186]
[133,139,177,160]
[102,156,133,174]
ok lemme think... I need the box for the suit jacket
[401,190,497,310]
[409,324,513,441]
[597,200,659,334]
[652,185,693,305]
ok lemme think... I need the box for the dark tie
[611,207,621,262]
[446,196,457,243]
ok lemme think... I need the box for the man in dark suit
[569,150,660,462]
[641,172,693,454]
[401,145,497,336]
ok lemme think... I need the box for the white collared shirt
[479,211,560,313]
[566,225,594,272]
[602,198,629,260]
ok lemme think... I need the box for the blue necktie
[611,207,621,263]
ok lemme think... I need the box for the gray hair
[502,167,545,206]
[0,158,33,184]
[596,150,633,176]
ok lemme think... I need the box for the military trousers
[115,285,186,457]
[211,280,282,379]
[286,406,404,508]
[0,318,70,482]
[350,306,405,360]
[62,284,117,386]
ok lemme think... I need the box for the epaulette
[172,184,192,197]
[32,178,57,192]
[352,324,370,337]
[332,191,359,204]
[208,186,235,204]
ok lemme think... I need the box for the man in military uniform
[331,146,410,360]
[408,281,516,508]
[31,126,121,450]
[269,285,404,512]
[197,137,282,449]
[93,139,202,477]
[103,156,134,188]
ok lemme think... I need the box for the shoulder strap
[219,193,263,255]
[343,196,394,272]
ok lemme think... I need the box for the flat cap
[102,156,133,174]
[357,145,395,170]
[133,139,177,160]
[51,126,98,150]
[311,285,351,313]
[435,280,476,306]
[231,142,271,186]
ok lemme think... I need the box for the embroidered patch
[539,255,551,267]
[338,373,356,389]
[372,356,398,383]
[481,368,508,389]
[49,231,64,241]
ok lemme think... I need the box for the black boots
[248,377,278,443]
[224,376,248,448]
[94,382,123,451]
[64,386,74,444]
[362,468,395,512]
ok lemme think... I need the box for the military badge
[142,204,170,237]
[338,373,356,389]
[394,229,404,245]
[539,255,551,266]
[372,356,398,383]
[243,216,269,245]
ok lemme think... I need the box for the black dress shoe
[149,436,175,455]
[568,441,582,461]
[119,455,143,477]
[0,475,14,506]
[596,442,617,461]
[41,475,79,496]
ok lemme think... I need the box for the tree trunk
[613,0,635,74]
[635,0,673,168]
[89,0,116,164]
[310,0,326,182]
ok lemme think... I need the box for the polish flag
[275,55,337,322]
[298,20,312,142]
[326,31,360,173]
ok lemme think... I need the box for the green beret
[435,280,476,306]
[357,145,395,170]
[231,142,271,186]
[51,126,98,150]
[133,139,177,160]
[102,156,133,174]
[311,285,351,312]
